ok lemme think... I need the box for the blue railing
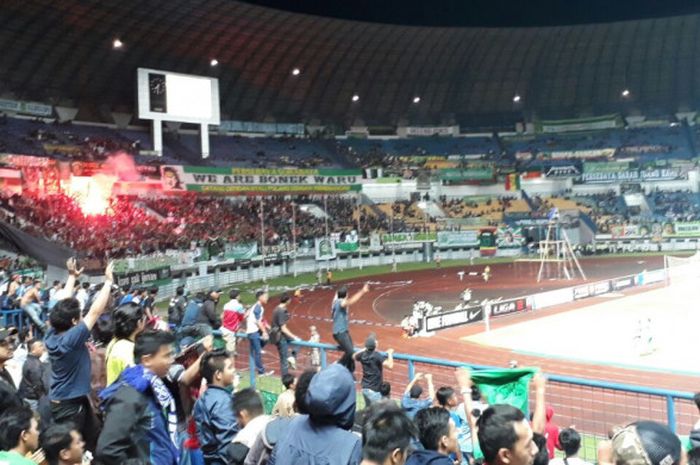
[242,337,694,435]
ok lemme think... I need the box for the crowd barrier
[232,336,696,464]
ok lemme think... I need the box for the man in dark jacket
[18,339,49,410]
[197,289,222,330]
[193,351,238,465]
[405,407,459,465]
[96,330,179,465]
[167,286,187,328]
[0,327,23,410]
[270,363,362,465]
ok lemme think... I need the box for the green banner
[315,237,337,260]
[223,242,258,260]
[114,266,172,288]
[664,221,700,237]
[471,368,536,416]
[382,232,437,244]
[113,255,180,274]
[583,161,630,173]
[536,114,622,133]
[436,230,479,247]
[161,166,363,193]
[439,168,495,181]
[496,227,525,247]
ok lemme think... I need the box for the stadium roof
[2,0,700,128]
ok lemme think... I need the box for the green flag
[470,368,537,415]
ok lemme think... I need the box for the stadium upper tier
[1,117,697,168]
[2,1,700,127]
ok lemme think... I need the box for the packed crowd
[0,192,410,260]
[0,257,693,465]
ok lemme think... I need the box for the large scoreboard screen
[137,68,220,125]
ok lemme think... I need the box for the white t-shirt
[224,298,244,314]
[233,415,271,448]
[76,289,89,311]
[246,302,264,334]
[550,457,593,465]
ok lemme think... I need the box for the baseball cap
[0,327,18,342]
[209,288,222,294]
[612,421,681,465]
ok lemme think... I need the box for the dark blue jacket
[405,449,455,465]
[96,366,179,465]
[270,364,361,465]
[193,385,239,465]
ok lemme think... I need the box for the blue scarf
[101,365,178,448]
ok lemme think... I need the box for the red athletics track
[273,255,700,436]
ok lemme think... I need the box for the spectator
[354,334,394,407]
[598,421,682,465]
[532,434,550,465]
[271,363,362,465]
[17,339,49,410]
[0,406,41,464]
[246,290,272,376]
[690,392,700,448]
[230,388,270,464]
[75,282,90,313]
[549,429,591,465]
[40,424,85,465]
[0,326,22,408]
[197,289,222,330]
[193,350,238,465]
[405,407,459,465]
[19,280,45,335]
[46,259,113,451]
[245,370,316,465]
[401,373,435,420]
[96,330,179,465]
[455,384,490,462]
[48,280,61,302]
[331,283,370,358]
[270,292,300,376]
[105,303,147,385]
[167,286,187,328]
[378,382,392,403]
[309,325,320,367]
[477,404,538,465]
[141,287,158,320]
[221,289,245,353]
[544,407,561,459]
[360,403,417,465]
[272,374,297,417]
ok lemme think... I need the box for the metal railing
[234,336,695,462]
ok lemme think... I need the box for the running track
[257,255,699,437]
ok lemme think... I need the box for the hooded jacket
[405,449,455,465]
[269,364,362,465]
[95,365,179,465]
[544,406,561,459]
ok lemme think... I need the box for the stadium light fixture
[112,38,123,49]
[210,59,219,67]
[292,68,301,76]
[621,89,630,98]
[413,96,421,104]
[513,94,521,103]
[352,94,360,102]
